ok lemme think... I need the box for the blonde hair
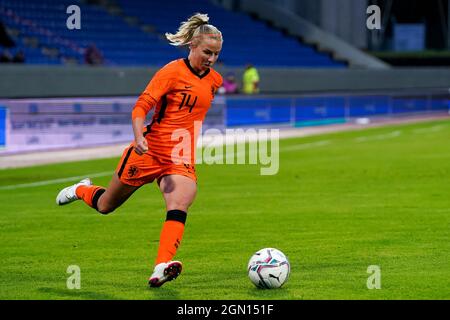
[165,13,223,47]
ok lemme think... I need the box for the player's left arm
[213,72,224,95]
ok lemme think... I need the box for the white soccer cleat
[56,178,92,205]
[148,261,182,287]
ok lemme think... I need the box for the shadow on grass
[38,287,119,300]
[146,286,181,300]
[245,287,300,300]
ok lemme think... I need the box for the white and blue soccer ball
[247,248,290,289]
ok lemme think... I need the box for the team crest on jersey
[127,165,139,178]
[183,163,196,174]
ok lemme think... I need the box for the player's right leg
[56,173,139,214]
[148,260,183,288]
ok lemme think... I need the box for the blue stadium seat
[0,0,347,67]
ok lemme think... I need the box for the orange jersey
[133,58,223,164]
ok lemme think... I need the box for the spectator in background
[242,63,260,94]
[0,48,13,63]
[221,72,239,94]
[84,43,104,65]
[12,50,25,63]
[0,22,15,48]
[0,22,17,64]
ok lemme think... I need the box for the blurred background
[0,0,449,161]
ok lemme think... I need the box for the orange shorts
[115,144,197,187]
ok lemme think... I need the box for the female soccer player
[56,13,223,287]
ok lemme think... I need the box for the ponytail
[165,13,222,46]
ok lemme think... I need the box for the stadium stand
[0,0,347,67]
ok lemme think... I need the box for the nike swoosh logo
[185,86,193,89]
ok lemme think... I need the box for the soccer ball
[247,248,290,289]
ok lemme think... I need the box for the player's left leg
[149,174,197,287]
[56,173,140,214]
[93,173,140,214]
[57,144,147,213]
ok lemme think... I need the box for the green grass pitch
[0,119,449,299]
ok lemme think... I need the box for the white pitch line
[280,140,331,151]
[197,139,332,162]
[412,125,446,134]
[1,139,332,190]
[355,130,402,142]
[0,171,113,191]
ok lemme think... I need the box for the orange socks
[76,185,106,211]
[155,210,187,265]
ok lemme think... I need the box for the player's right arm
[132,115,148,155]
[131,92,154,155]
[131,63,176,155]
